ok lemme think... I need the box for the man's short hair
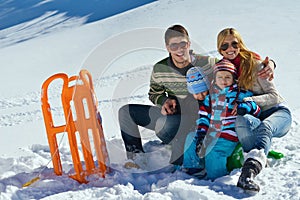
[164,24,189,45]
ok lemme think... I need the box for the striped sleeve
[196,96,211,135]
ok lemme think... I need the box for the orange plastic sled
[41,69,109,183]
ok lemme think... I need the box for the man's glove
[237,101,261,116]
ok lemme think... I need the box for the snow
[1,0,300,199]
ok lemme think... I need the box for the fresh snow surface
[1,0,300,199]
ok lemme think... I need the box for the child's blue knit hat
[186,67,208,94]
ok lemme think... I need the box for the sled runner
[41,69,109,183]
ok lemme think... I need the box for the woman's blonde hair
[217,28,258,90]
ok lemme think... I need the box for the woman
[217,28,292,192]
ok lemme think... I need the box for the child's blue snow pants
[205,137,238,180]
[183,132,205,169]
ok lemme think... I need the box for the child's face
[215,71,234,89]
[193,91,208,101]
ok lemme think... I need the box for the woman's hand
[257,56,274,81]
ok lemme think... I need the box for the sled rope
[22,129,69,187]
[22,83,78,188]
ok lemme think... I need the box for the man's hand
[161,98,177,115]
[257,56,274,81]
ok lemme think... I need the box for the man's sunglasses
[220,41,239,51]
[169,41,188,51]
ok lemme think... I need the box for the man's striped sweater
[148,52,217,106]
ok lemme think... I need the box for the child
[184,59,261,180]
[182,66,210,178]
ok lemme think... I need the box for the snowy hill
[1,0,300,199]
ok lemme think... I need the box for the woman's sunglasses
[169,41,188,51]
[220,41,239,51]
